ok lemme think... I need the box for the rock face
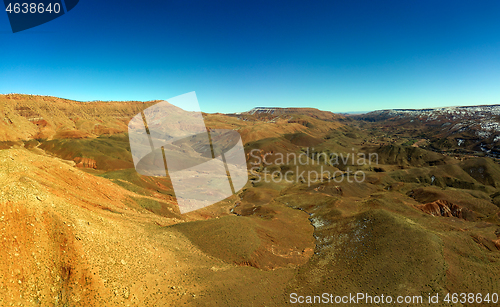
[495,238,500,250]
[74,157,97,169]
[416,200,470,219]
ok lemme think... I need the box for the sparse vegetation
[0,95,499,306]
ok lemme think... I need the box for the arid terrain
[0,94,499,306]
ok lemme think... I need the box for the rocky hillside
[1,95,499,306]
[242,107,342,121]
[357,105,500,156]
[0,94,158,141]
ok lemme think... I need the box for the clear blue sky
[1,0,499,113]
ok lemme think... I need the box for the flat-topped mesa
[246,107,326,115]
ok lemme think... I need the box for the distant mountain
[357,104,500,156]
[242,107,342,121]
[364,105,500,122]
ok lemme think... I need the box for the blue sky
[1,0,499,113]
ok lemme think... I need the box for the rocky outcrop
[416,199,475,220]
[288,119,310,127]
[74,157,97,169]
[495,229,500,250]
[494,238,500,250]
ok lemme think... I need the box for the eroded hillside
[0,94,159,141]
[1,95,499,306]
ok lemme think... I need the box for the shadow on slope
[39,133,134,171]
